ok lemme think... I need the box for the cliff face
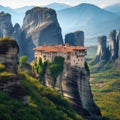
[65,31,84,46]
[93,30,120,70]
[0,12,21,55]
[0,37,19,73]
[0,12,13,37]
[0,37,27,104]
[114,31,120,68]
[44,63,102,120]
[108,30,118,61]
[95,36,108,63]
[92,36,108,71]
[22,7,63,61]
[117,31,120,58]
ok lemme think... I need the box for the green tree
[19,56,28,65]
[49,56,64,78]
[0,64,5,72]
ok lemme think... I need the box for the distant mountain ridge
[0,3,71,25]
[57,3,120,43]
[0,3,120,46]
[46,2,71,11]
[104,3,120,16]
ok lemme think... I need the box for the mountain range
[57,3,120,45]
[104,3,120,16]
[0,3,120,46]
[0,3,71,25]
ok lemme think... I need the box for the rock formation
[0,37,28,104]
[65,31,84,46]
[108,30,117,61]
[0,12,22,55]
[11,23,22,55]
[44,63,102,120]
[22,7,63,61]
[94,36,108,64]
[0,12,13,37]
[0,37,19,73]
[114,31,120,68]
[117,31,120,58]
[93,30,120,70]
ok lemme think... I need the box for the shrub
[0,64,5,72]
[49,56,64,77]
[19,56,28,65]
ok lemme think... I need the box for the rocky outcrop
[114,31,120,68]
[117,31,120,58]
[22,7,63,61]
[0,37,28,104]
[11,23,22,55]
[93,30,120,70]
[0,12,13,37]
[92,36,108,71]
[0,12,22,55]
[108,30,118,61]
[44,63,102,120]
[65,31,84,46]
[0,37,19,73]
[95,36,108,63]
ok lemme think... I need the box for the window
[67,55,70,60]
[44,55,46,58]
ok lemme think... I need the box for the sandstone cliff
[22,7,63,61]
[65,31,84,46]
[44,63,102,120]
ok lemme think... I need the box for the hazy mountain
[57,3,120,45]
[14,6,35,14]
[0,5,15,14]
[46,2,71,11]
[104,3,120,16]
[0,3,71,25]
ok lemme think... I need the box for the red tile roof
[34,44,86,53]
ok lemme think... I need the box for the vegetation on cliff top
[0,37,19,54]
[33,56,64,81]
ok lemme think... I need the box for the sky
[0,0,120,8]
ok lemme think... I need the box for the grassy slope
[0,71,84,120]
[89,63,120,120]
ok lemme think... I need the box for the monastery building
[34,44,87,68]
